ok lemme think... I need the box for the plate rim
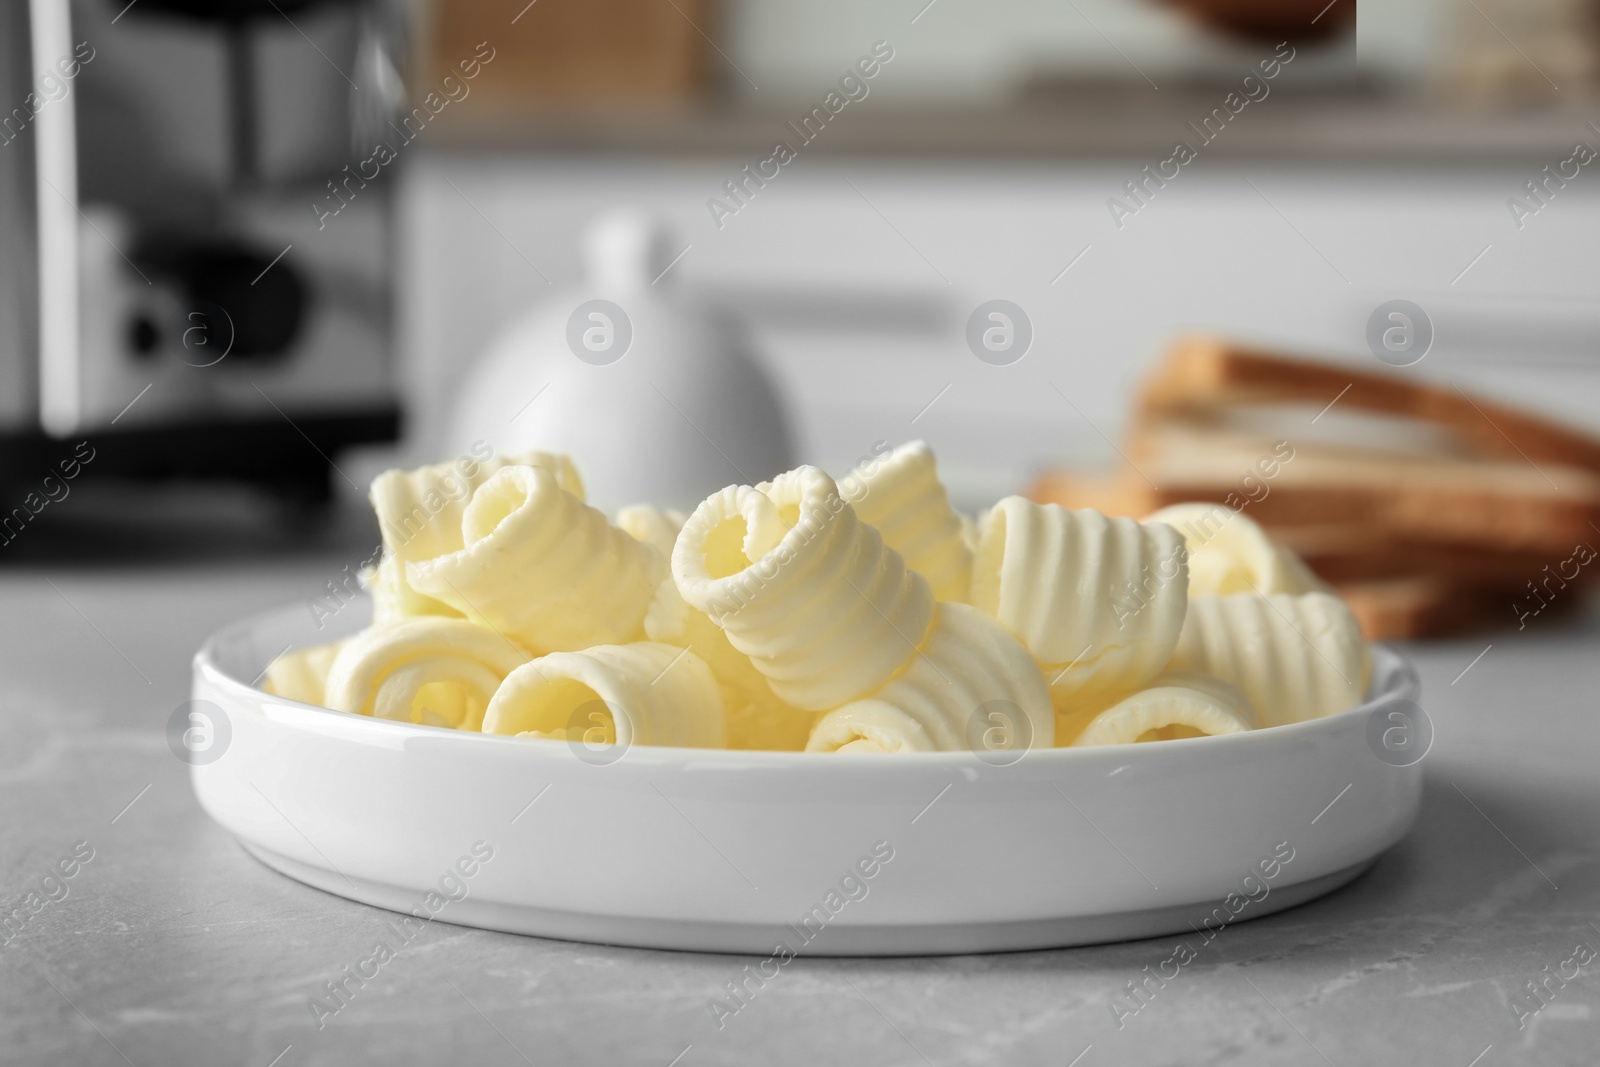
[195,598,1420,769]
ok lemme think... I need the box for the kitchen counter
[4,527,1599,1067]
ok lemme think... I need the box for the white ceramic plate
[190,599,1423,956]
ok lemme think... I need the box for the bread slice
[1269,524,1595,588]
[1141,335,1600,473]
[1030,336,1600,637]
[1123,422,1600,555]
[1029,455,1600,559]
[1335,577,1502,640]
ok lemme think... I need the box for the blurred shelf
[426,94,1600,161]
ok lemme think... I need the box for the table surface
[4,521,1599,1067]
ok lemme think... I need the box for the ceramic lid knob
[583,209,679,293]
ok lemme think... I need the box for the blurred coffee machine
[0,0,404,502]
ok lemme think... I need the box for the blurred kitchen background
[3,0,1599,629]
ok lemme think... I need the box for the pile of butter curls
[264,441,1369,754]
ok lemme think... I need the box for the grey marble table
[3,523,1598,1067]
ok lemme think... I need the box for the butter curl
[673,466,934,711]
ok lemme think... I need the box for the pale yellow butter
[406,466,662,655]
[837,440,973,603]
[1144,502,1326,597]
[673,466,934,712]
[369,450,582,620]
[1169,592,1368,726]
[971,497,1188,710]
[615,503,687,560]
[483,642,725,749]
[808,602,1054,754]
[262,639,345,707]
[323,617,530,729]
[1070,670,1256,746]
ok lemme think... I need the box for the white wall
[393,150,1600,504]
